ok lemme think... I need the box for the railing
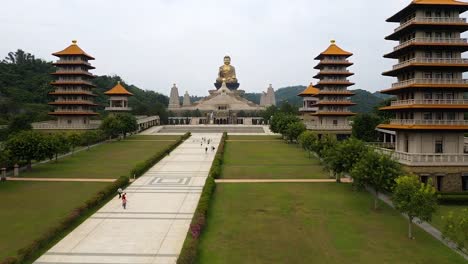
[320,59,351,64]
[390,99,468,106]
[394,38,467,51]
[51,100,95,104]
[392,58,468,70]
[299,107,318,112]
[391,78,468,88]
[52,80,95,86]
[52,110,96,113]
[55,59,92,67]
[318,70,351,74]
[395,17,466,32]
[318,80,353,84]
[375,148,468,166]
[389,119,468,126]
[32,122,100,130]
[367,142,396,149]
[53,70,94,75]
[137,116,160,125]
[105,107,132,111]
[306,124,352,130]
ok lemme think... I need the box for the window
[445,11,451,17]
[67,120,72,124]
[333,120,338,125]
[435,51,443,58]
[462,174,468,191]
[435,138,443,153]
[445,32,452,38]
[445,72,454,79]
[423,112,433,120]
[420,175,429,184]
[435,92,443,99]
[435,11,442,17]
[435,112,444,120]
[447,112,456,120]
[435,32,443,39]
[425,32,432,38]
[446,92,454,100]
[424,72,433,78]
[435,72,443,79]
[425,51,432,58]
[436,175,444,191]
[424,92,432,99]
[425,11,432,17]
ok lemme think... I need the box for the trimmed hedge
[177,132,227,264]
[1,176,129,264]
[437,193,468,205]
[130,132,191,178]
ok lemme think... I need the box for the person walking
[117,188,123,199]
[122,193,127,209]
[205,147,208,153]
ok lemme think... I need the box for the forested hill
[0,50,169,124]
[245,85,386,113]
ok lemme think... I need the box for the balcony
[390,99,468,106]
[306,124,352,131]
[54,60,93,67]
[105,107,132,111]
[32,121,100,130]
[394,37,468,51]
[375,148,468,166]
[319,59,351,64]
[391,78,468,88]
[394,17,467,33]
[392,58,468,70]
[389,119,468,126]
[299,106,318,112]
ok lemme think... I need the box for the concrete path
[215,178,352,183]
[34,133,222,264]
[6,177,116,183]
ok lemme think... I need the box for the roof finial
[331,40,336,44]
[72,40,77,45]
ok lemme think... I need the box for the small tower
[298,83,320,126]
[266,84,277,106]
[183,91,191,107]
[49,40,98,128]
[104,81,133,112]
[260,92,267,106]
[168,84,180,109]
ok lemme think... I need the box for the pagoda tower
[298,83,320,127]
[311,40,356,139]
[168,84,181,110]
[378,0,468,192]
[104,81,133,112]
[49,40,98,128]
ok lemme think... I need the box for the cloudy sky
[1,0,436,96]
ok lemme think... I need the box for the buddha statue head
[224,55,231,66]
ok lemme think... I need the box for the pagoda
[298,83,320,127]
[104,81,133,112]
[378,0,468,192]
[49,40,98,128]
[311,40,356,139]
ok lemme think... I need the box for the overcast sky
[0,0,451,96]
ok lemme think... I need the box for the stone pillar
[1,168,6,181]
[14,164,19,177]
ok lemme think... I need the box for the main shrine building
[378,0,468,192]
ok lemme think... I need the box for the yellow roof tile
[315,40,352,60]
[388,0,468,22]
[298,83,320,97]
[104,81,134,96]
[52,40,95,60]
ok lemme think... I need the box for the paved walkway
[215,178,352,183]
[34,133,222,264]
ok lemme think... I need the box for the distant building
[308,40,356,139]
[48,40,98,129]
[104,81,133,112]
[377,0,468,192]
[298,83,320,126]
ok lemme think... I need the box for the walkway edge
[215,179,352,183]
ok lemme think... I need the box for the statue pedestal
[214,82,240,90]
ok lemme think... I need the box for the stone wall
[403,165,468,192]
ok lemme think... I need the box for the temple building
[48,40,98,129]
[104,81,133,112]
[309,40,356,139]
[298,83,320,126]
[167,56,273,125]
[377,0,468,192]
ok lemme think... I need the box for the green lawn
[222,136,328,179]
[197,183,465,264]
[19,135,178,179]
[431,204,468,231]
[0,181,108,260]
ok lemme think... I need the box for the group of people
[117,188,127,209]
[200,137,216,153]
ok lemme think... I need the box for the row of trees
[0,130,106,170]
[99,114,138,139]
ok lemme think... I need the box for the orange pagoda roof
[298,83,320,97]
[387,0,468,22]
[52,40,95,60]
[315,40,353,60]
[104,81,134,96]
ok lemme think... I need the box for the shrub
[437,194,468,205]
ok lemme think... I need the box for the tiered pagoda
[378,0,468,192]
[298,83,320,127]
[49,40,98,128]
[311,40,356,139]
[104,81,133,112]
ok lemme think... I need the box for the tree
[298,131,318,158]
[50,133,70,160]
[279,101,299,115]
[68,132,82,154]
[5,130,45,170]
[315,134,337,157]
[100,115,123,139]
[352,113,381,142]
[285,122,306,143]
[323,138,368,183]
[81,130,105,150]
[393,175,438,239]
[260,105,278,123]
[115,114,138,138]
[6,114,32,135]
[442,209,468,253]
[350,151,402,209]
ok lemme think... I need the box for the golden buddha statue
[215,56,239,89]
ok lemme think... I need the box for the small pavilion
[104,81,133,112]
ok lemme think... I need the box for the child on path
[122,193,127,209]
[117,188,123,199]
